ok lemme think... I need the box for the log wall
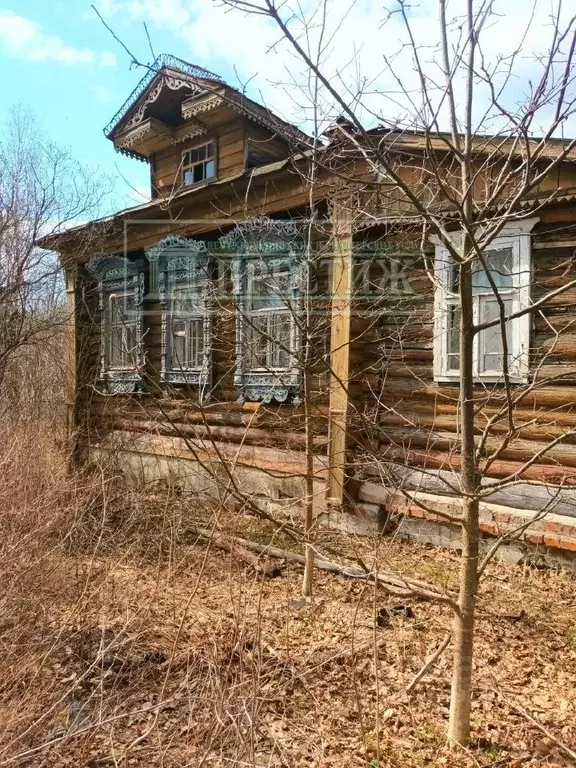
[350,217,576,503]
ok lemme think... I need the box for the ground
[1,496,575,767]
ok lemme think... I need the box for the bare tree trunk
[448,249,480,746]
[302,379,315,597]
[448,499,479,745]
[302,227,315,597]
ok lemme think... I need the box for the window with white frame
[90,256,146,394]
[182,140,216,186]
[433,219,537,383]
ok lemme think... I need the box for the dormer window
[182,141,216,186]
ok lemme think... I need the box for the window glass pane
[250,269,291,310]
[447,304,460,371]
[473,247,513,293]
[247,314,268,368]
[171,318,187,367]
[206,142,215,158]
[109,325,124,367]
[183,151,190,165]
[269,313,291,368]
[183,169,194,186]
[190,148,199,163]
[124,322,138,365]
[173,287,203,315]
[246,261,295,370]
[478,296,513,373]
[205,159,216,179]
[193,164,204,183]
[450,262,460,293]
[107,293,134,368]
[198,145,206,161]
[189,317,204,367]
[170,282,205,369]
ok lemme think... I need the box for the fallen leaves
[0,501,575,768]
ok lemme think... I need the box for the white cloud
[0,10,116,67]
[89,84,116,104]
[99,51,117,67]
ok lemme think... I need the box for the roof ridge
[103,54,224,138]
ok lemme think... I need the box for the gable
[106,54,310,166]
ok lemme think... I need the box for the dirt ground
[2,502,575,767]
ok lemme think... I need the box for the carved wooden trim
[182,94,224,120]
[89,255,146,394]
[225,218,303,405]
[145,235,212,400]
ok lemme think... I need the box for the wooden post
[326,198,353,507]
[64,260,94,468]
[64,262,78,457]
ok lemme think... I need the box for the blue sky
[0,0,274,212]
[1,0,573,217]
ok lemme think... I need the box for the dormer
[105,54,311,199]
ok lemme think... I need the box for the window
[145,235,211,397]
[246,262,293,370]
[106,291,139,369]
[182,141,216,186]
[90,256,146,394]
[433,219,537,383]
[170,283,206,370]
[227,218,303,404]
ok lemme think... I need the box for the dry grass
[0,465,574,768]
[0,339,574,766]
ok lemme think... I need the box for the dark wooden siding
[351,219,576,488]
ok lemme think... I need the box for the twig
[406,631,452,694]
[494,689,576,764]
[186,524,454,604]
[91,4,142,68]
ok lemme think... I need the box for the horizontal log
[378,410,576,444]
[96,429,329,479]
[376,377,576,409]
[380,424,576,467]
[368,445,576,484]
[360,463,576,517]
[108,417,328,451]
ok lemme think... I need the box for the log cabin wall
[79,212,334,509]
[152,120,247,197]
[73,193,576,540]
[350,210,576,539]
[51,89,576,554]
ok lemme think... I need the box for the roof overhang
[113,116,209,161]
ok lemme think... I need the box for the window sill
[182,176,218,191]
[99,370,144,395]
[434,375,528,385]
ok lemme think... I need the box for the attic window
[182,141,216,186]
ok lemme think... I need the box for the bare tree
[0,106,110,398]
[216,0,576,746]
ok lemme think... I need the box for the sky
[0,0,574,216]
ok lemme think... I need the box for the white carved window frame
[432,218,537,384]
[90,255,146,394]
[226,219,303,405]
[145,236,212,400]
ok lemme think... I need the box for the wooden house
[41,55,576,566]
